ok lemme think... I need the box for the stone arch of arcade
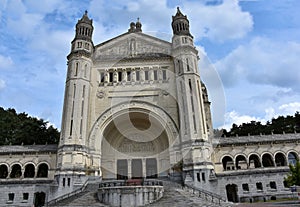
[0,162,49,179]
[221,151,299,171]
[88,101,180,179]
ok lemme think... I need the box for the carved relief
[95,37,171,60]
[118,139,155,153]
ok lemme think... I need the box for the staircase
[145,180,233,207]
[50,179,233,207]
[50,182,109,207]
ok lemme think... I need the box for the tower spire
[171,7,192,37]
[74,10,94,41]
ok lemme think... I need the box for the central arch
[96,103,178,179]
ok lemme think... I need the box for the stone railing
[184,184,227,205]
[47,179,89,206]
[98,179,164,207]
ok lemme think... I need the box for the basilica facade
[0,8,297,206]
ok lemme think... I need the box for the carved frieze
[95,36,171,60]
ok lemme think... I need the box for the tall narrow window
[197,173,201,182]
[162,70,167,80]
[75,63,79,76]
[70,120,73,136]
[80,119,83,135]
[84,64,88,77]
[63,178,66,187]
[144,70,149,80]
[100,72,105,83]
[109,72,113,82]
[136,71,140,81]
[73,84,76,98]
[68,178,71,186]
[153,70,158,80]
[82,85,86,98]
[127,71,131,81]
[81,100,84,116]
[186,58,190,71]
[202,172,205,182]
[118,71,122,82]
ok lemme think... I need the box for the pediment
[94,32,172,60]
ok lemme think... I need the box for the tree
[0,107,59,145]
[284,161,300,187]
[221,111,300,137]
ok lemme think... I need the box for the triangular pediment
[94,32,172,61]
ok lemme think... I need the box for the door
[117,159,128,180]
[131,159,142,179]
[146,158,157,178]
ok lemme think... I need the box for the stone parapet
[98,179,164,206]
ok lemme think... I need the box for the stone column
[149,67,154,82]
[142,158,147,178]
[140,67,145,82]
[128,159,132,179]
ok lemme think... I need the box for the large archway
[101,110,171,179]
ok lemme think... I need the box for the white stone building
[0,8,297,206]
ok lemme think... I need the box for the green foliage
[222,112,300,137]
[285,161,300,187]
[0,107,59,145]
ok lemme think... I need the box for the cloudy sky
[0,0,300,130]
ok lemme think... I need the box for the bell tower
[56,11,94,191]
[171,7,215,189]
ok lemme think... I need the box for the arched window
[0,164,8,178]
[10,164,22,178]
[262,153,275,167]
[275,152,287,167]
[235,155,248,170]
[222,156,234,171]
[288,152,299,165]
[24,164,35,178]
[37,163,48,178]
[249,154,261,168]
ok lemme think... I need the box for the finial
[135,18,142,32]
[85,10,88,15]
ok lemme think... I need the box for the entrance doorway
[34,192,46,207]
[117,159,128,180]
[132,159,142,179]
[226,184,238,202]
[146,158,157,178]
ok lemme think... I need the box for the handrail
[47,179,89,206]
[184,184,227,204]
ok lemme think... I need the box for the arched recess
[262,153,275,167]
[288,151,299,165]
[88,101,179,179]
[222,156,234,171]
[275,152,287,167]
[10,164,22,178]
[235,155,248,170]
[37,163,49,178]
[0,164,8,178]
[249,154,261,168]
[24,163,35,178]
